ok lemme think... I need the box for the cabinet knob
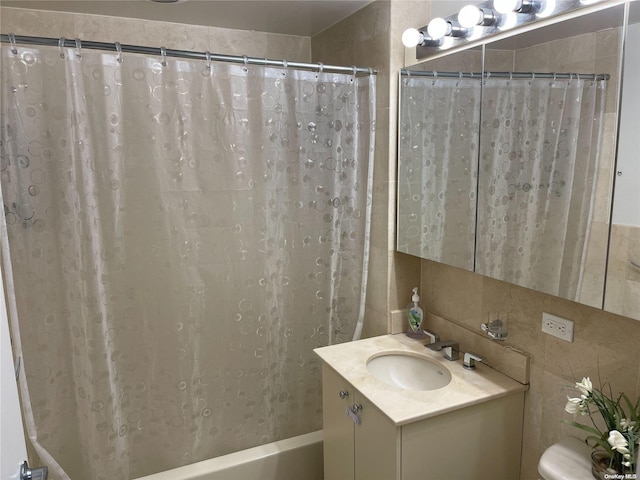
[350,403,362,413]
[339,390,349,399]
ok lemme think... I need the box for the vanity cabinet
[322,363,524,480]
[323,364,398,480]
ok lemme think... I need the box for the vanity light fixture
[406,0,592,60]
[426,17,467,40]
[492,0,539,14]
[458,5,498,29]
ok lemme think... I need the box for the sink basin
[366,352,452,391]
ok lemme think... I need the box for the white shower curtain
[476,76,605,299]
[0,44,375,479]
[397,75,480,271]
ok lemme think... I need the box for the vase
[591,450,619,480]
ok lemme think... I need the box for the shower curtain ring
[160,46,167,66]
[115,42,123,64]
[205,51,212,70]
[317,62,324,74]
[352,65,357,77]
[74,38,82,59]
[8,33,18,55]
[58,37,66,58]
[432,70,437,85]
[576,73,580,81]
[282,59,288,76]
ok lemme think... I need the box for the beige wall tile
[1,7,311,62]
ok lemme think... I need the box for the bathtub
[133,430,324,480]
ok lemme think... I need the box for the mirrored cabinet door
[604,1,640,321]
[476,6,624,309]
[397,49,482,271]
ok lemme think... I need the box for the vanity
[315,334,527,480]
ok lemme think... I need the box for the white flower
[565,396,588,415]
[623,461,632,467]
[575,377,592,396]
[607,430,630,455]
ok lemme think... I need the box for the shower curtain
[476,76,605,299]
[0,44,375,479]
[397,76,480,271]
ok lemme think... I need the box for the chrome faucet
[426,340,459,361]
[463,351,484,370]
[423,329,440,345]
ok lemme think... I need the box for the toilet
[538,437,592,480]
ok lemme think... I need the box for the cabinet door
[354,393,400,480]
[322,365,355,480]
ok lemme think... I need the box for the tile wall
[0,7,310,61]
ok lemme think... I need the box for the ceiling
[1,0,375,37]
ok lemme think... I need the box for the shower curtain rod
[0,33,377,75]
[401,69,609,81]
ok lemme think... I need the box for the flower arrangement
[564,377,639,475]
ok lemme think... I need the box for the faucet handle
[463,351,484,370]
[423,329,440,344]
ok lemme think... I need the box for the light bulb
[458,5,483,28]
[493,0,523,13]
[402,28,424,48]
[537,0,556,17]
[427,18,451,40]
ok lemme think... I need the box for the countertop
[314,333,528,426]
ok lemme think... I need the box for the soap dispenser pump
[406,287,426,339]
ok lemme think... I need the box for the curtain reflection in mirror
[476,76,606,302]
[397,75,480,271]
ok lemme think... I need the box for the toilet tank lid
[538,437,592,480]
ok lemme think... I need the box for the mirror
[476,7,623,309]
[397,48,482,270]
[604,1,640,321]
[397,3,634,315]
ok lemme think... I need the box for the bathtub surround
[132,431,323,480]
[1,6,375,479]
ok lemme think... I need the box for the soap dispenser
[406,287,426,339]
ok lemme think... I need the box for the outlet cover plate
[541,312,574,342]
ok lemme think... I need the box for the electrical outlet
[541,312,574,342]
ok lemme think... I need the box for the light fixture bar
[411,0,606,61]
